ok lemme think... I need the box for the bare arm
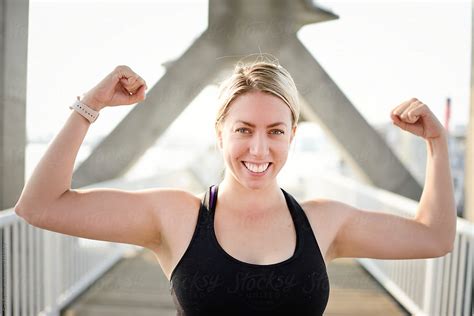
[319,98,456,261]
[13,66,179,249]
[15,65,146,214]
[15,108,94,219]
[414,132,456,252]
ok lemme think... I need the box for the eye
[235,127,250,134]
[270,129,285,135]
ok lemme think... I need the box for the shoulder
[300,197,341,217]
[300,197,355,231]
[147,188,206,216]
[143,188,207,235]
[300,198,353,217]
[299,198,354,262]
[147,188,206,250]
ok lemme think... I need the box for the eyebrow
[234,120,287,128]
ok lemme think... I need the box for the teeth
[243,162,270,173]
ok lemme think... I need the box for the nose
[249,132,269,157]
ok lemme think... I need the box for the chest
[153,199,335,281]
[168,204,331,315]
[213,208,297,265]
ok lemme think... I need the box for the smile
[242,161,272,173]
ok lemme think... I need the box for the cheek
[224,140,246,158]
[274,140,291,153]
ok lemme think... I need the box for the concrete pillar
[72,34,228,188]
[0,0,29,209]
[277,37,422,200]
[75,0,422,201]
[464,0,474,222]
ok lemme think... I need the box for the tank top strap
[209,184,218,212]
[281,188,326,265]
[281,188,306,225]
[202,184,218,212]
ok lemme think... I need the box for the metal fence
[0,172,166,316]
[304,170,473,316]
[0,208,132,316]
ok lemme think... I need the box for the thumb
[126,84,147,104]
[120,77,135,92]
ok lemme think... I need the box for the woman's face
[217,90,296,190]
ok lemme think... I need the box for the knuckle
[115,65,130,72]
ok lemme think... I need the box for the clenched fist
[81,65,148,111]
[390,98,446,140]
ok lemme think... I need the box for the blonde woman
[15,62,456,316]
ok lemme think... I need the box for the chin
[238,181,270,191]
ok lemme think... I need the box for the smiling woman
[214,60,300,189]
[217,90,295,188]
[14,57,456,316]
[165,60,335,315]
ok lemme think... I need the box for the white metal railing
[303,169,473,316]
[0,168,204,316]
[0,172,173,316]
[0,208,132,316]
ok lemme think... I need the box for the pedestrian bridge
[2,160,473,316]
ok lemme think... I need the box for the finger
[392,114,408,129]
[130,78,147,94]
[115,65,137,79]
[120,76,137,90]
[400,100,423,122]
[127,84,147,103]
[121,76,146,94]
[391,98,419,118]
[403,102,425,123]
[115,65,141,84]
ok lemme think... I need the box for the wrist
[81,95,103,111]
[426,130,448,144]
[69,96,101,124]
[426,132,449,158]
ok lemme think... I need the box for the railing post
[43,231,54,314]
[424,256,446,316]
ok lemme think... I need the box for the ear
[216,127,223,150]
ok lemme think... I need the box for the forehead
[226,90,292,125]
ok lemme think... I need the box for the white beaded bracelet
[69,96,100,123]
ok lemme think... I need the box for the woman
[14,62,456,316]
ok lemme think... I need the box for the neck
[217,175,285,215]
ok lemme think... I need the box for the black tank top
[169,185,330,316]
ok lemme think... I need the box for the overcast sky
[27,0,472,145]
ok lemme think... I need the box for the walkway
[61,247,408,315]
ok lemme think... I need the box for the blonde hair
[214,58,300,134]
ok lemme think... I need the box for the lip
[243,161,272,164]
[241,161,272,175]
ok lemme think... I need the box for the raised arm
[393,98,456,251]
[13,65,191,249]
[412,128,456,251]
[315,98,457,261]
